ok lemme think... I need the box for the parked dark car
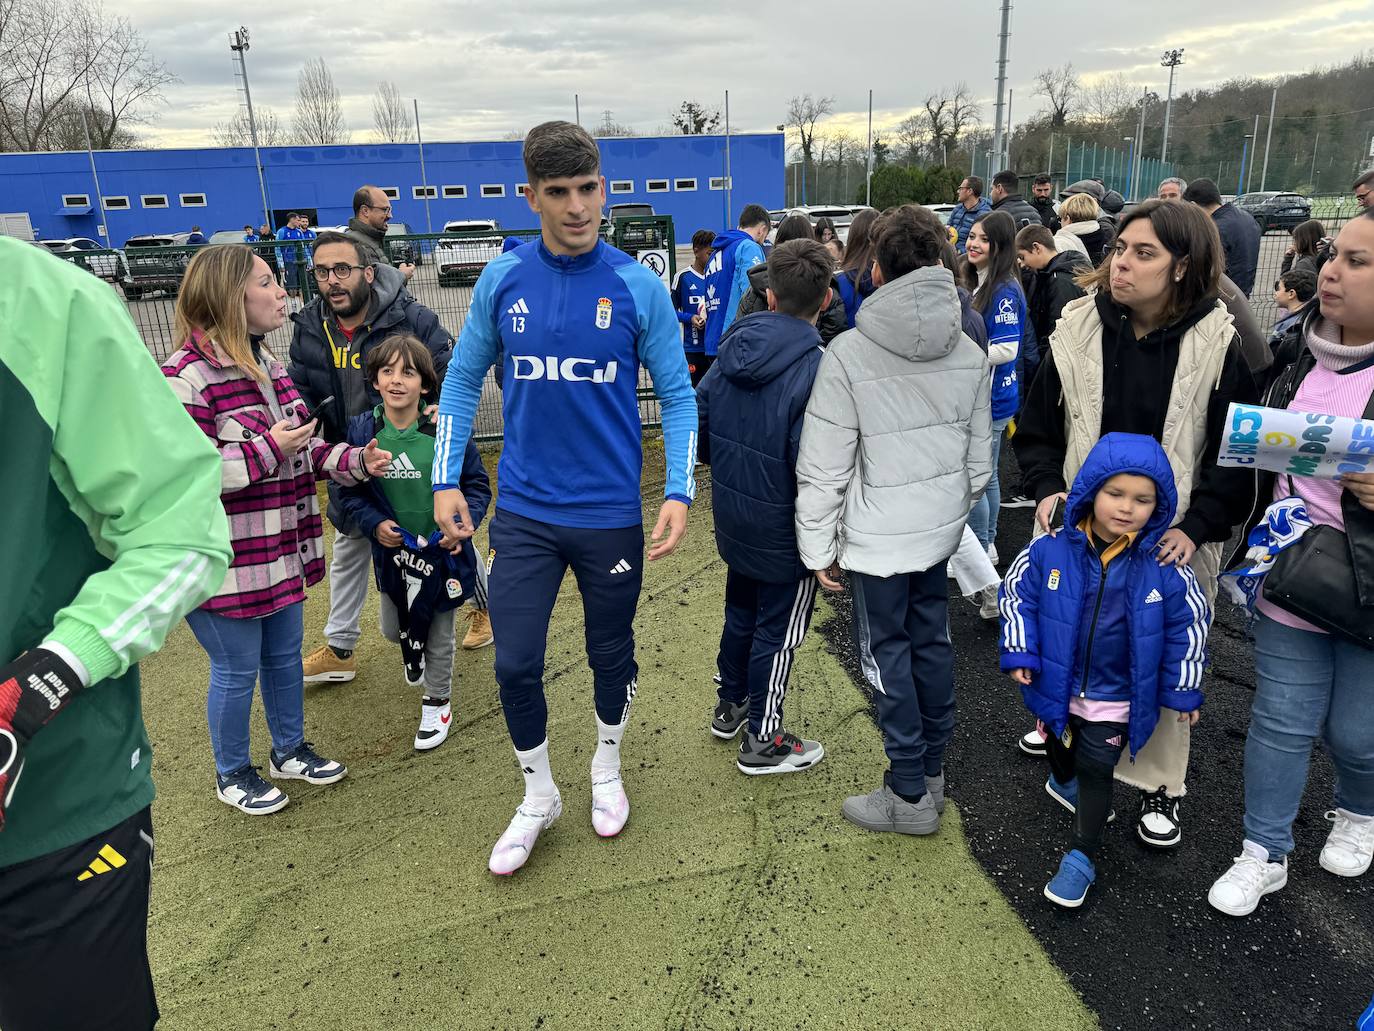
[384,221,422,266]
[1234,192,1311,233]
[122,233,193,299]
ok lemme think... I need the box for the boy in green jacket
[0,237,231,1031]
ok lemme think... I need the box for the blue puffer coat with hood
[997,432,1209,756]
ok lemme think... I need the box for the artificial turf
[139,443,1097,1030]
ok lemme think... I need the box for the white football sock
[592,715,627,775]
[514,739,556,803]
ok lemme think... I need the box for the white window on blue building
[442,185,467,199]
[674,178,697,192]
[516,182,529,195]
[380,186,400,200]
[141,195,168,208]
[62,193,91,207]
[646,179,669,193]
[103,196,130,210]
[480,184,505,198]
[179,193,206,207]
[413,185,437,199]
[709,176,731,191]
[609,180,634,194]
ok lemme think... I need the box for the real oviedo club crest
[595,297,613,330]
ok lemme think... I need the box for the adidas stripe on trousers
[487,508,644,751]
[716,569,817,738]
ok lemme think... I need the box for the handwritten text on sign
[1219,403,1374,480]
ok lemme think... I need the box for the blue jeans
[968,417,1012,550]
[186,603,307,776]
[1243,614,1374,858]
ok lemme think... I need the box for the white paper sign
[1218,402,1374,480]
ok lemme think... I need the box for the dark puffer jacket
[736,262,848,345]
[696,311,823,582]
[991,192,1041,230]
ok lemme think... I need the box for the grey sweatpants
[379,596,457,700]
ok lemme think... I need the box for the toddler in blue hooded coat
[999,432,1210,908]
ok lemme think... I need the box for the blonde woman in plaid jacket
[162,245,392,815]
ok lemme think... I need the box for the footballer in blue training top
[431,120,698,875]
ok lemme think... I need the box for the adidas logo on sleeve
[1144,588,1163,604]
[506,298,530,315]
[386,453,425,480]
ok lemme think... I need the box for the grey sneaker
[737,730,824,775]
[842,774,941,835]
[710,699,749,740]
[925,772,946,815]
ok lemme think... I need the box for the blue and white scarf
[1220,496,1314,610]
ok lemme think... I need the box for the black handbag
[1262,518,1374,649]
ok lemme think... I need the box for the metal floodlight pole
[1260,87,1277,191]
[1160,48,1184,164]
[990,0,1012,176]
[1238,134,1252,196]
[1310,131,1320,186]
[575,93,580,125]
[1246,115,1260,194]
[79,110,109,239]
[1123,136,1136,202]
[230,27,271,232]
[414,99,432,233]
[866,89,873,206]
[724,90,732,226]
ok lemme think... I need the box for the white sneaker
[1207,839,1288,916]
[489,793,562,875]
[978,585,1000,621]
[591,769,630,837]
[986,543,1000,566]
[1320,808,1374,877]
[414,697,452,752]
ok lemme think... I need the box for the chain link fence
[59,218,678,441]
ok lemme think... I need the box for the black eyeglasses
[312,263,365,283]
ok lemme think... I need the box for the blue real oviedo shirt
[433,238,698,529]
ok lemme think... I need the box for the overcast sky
[121,0,1374,148]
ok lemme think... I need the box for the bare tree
[670,100,720,134]
[293,56,349,145]
[70,5,174,148]
[894,113,927,165]
[947,82,981,150]
[211,106,287,148]
[922,83,980,162]
[1033,63,1079,128]
[1081,72,1139,125]
[785,93,835,202]
[371,80,413,142]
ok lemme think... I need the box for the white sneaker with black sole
[1136,786,1181,848]
[1208,840,1288,916]
[415,697,452,751]
[736,730,824,775]
[1002,493,1036,509]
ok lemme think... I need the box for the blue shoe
[1045,776,1117,822]
[215,765,288,815]
[1044,849,1096,908]
[269,741,347,785]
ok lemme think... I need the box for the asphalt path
[818,446,1373,1031]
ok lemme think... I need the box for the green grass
[141,443,1097,1030]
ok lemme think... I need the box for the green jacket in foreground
[0,237,231,867]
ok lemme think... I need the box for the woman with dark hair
[1009,199,1259,847]
[1281,218,1325,277]
[1208,209,1374,916]
[736,214,848,343]
[963,211,1026,603]
[835,208,880,326]
[814,216,838,244]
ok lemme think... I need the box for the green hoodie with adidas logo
[0,237,231,867]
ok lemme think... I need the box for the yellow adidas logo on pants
[76,844,127,881]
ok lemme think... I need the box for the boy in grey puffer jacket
[796,205,992,835]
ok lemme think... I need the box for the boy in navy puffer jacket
[696,238,833,776]
[999,432,1209,908]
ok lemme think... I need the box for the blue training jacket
[433,238,697,529]
[982,279,1026,421]
[998,432,1209,756]
[702,229,765,357]
[696,311,823,583]
[948,197,991,252]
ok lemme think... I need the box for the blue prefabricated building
[0,133,784,245]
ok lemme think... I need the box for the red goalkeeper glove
[0,649,84,831]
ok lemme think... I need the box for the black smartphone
[1050,496,1067,531]
[301,395,334,425]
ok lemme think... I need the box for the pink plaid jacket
[163,332,368,619]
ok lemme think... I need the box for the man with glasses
[948,175,990,253]
[287,231,456,684]
[346,185,416,282]
[1354,169,1373,210]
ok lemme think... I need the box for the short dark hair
[311,230,363,263]
[774,213,814,245]
[965,175,984,198]
[992,170,1019,193]
[353,185,381,215]
[767,239,833,318]
[1182,177,1223,207]
[523,121,601,185]
[738,203,770,230]
[286,211,299,221]
[365,333,439,400]
[1279,267,1317,302]
[1015,223,1055,252]
[244,224,253,231]
[1077,199,1221,325]
[873,204,946,281]
[691,228,714,249]
[1353,168,1374,191]
[1033,173,1052,186]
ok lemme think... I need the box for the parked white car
[435,219,503,287]
[39,237,126,281]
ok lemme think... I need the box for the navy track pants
[716,569,817,738]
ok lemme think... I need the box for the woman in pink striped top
[1209,211,1374,917]
[162,245,392,816]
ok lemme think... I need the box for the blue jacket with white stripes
[997,432,1208,756]
[696,310,823,583]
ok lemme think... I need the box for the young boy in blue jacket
[999,432,1209,908]
[696,238,833,774]
[340,334,490,751]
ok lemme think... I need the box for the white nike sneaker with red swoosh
[415,697,452,752]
